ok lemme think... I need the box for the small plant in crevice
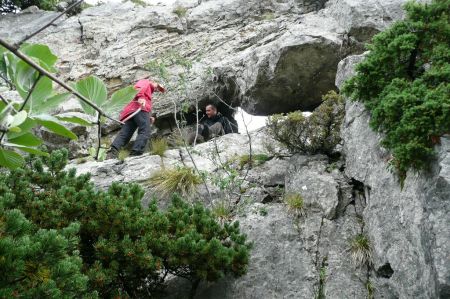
[258,206,268,216]
[212,200,233,224]
[118,149,129,162]
[127,0,147,7]
[284,193,305,217]
[151,138,168,158]
[147,166,202,198]
[349,234,373,267]
[314,257,328,299]
[173,6,188,17]
[366,279,374,299]
[238,153,270,169]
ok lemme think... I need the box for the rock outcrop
[0,0,414,118]
[338,54,450,299]
[2,0,448,298]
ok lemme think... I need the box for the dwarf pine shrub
[0,149,251,297]
[343,0,450,180]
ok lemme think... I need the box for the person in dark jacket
[188,103,234,144]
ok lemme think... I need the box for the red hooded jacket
[119,79,155,122]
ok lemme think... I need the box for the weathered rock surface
[338,55,450,299]
[0,0,413,118]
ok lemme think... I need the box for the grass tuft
[118,149,129,162]
[239,154,270,169]
[173,6,188,17]
[284,193,304,217]
[148,166,201,198]
[349,234,373,267]
[151,138,168,157]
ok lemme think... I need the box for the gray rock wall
[0,0,413,118]
[338,54,450,299]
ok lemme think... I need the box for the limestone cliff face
[0,0,414,118]
[1,0,448,298]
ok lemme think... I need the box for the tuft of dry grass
[151,138,168,157]
[349,234,373,267]
[147,166,201,198]
[284,193,304,217]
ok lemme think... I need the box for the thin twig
[14,0,85,48]
[96,114,101,160]
[171,98,213,204]
[0,38,121,124]
[0,73,14,90]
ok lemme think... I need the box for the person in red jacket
[108,79,165,158]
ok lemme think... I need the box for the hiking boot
[129,151,143,157]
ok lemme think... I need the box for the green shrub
[349,234,372,267]
[0,208,93,298]
[148,166,202,198]
[342,0,450,180]
[0,150,251,297]
[2,0,59,12]
[267,91,345,155]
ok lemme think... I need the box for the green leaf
[0,101,14,123]
[7,117,36,139]
[55,115,94,126]
[32,92,70,114]
[14,60,38,99]
[8,132,42,147]
[9,111,27,128]
[33,115,78,140]
[21,44,57,72]
[102,86,138,115]
[8,127,21,133]
[4,143,49,156]
[73,76,107,116]
[0,149,24,169]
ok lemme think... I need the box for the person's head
[205,103,218,118]
[149,80,166,93]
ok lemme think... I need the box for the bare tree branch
[14,0,85,48]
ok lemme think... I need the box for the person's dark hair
[205,103,218,110]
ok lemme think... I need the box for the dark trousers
[111,111,151,155]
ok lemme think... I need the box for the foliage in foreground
[0,0,59,13]
[343,0,450,180]
[0,42,137,169]
[267,91,344,156]
[0,150,251,298]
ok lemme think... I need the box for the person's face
[205,105,217,118]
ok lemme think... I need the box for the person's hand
[137,98,146,107]
[150,116,156,124]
